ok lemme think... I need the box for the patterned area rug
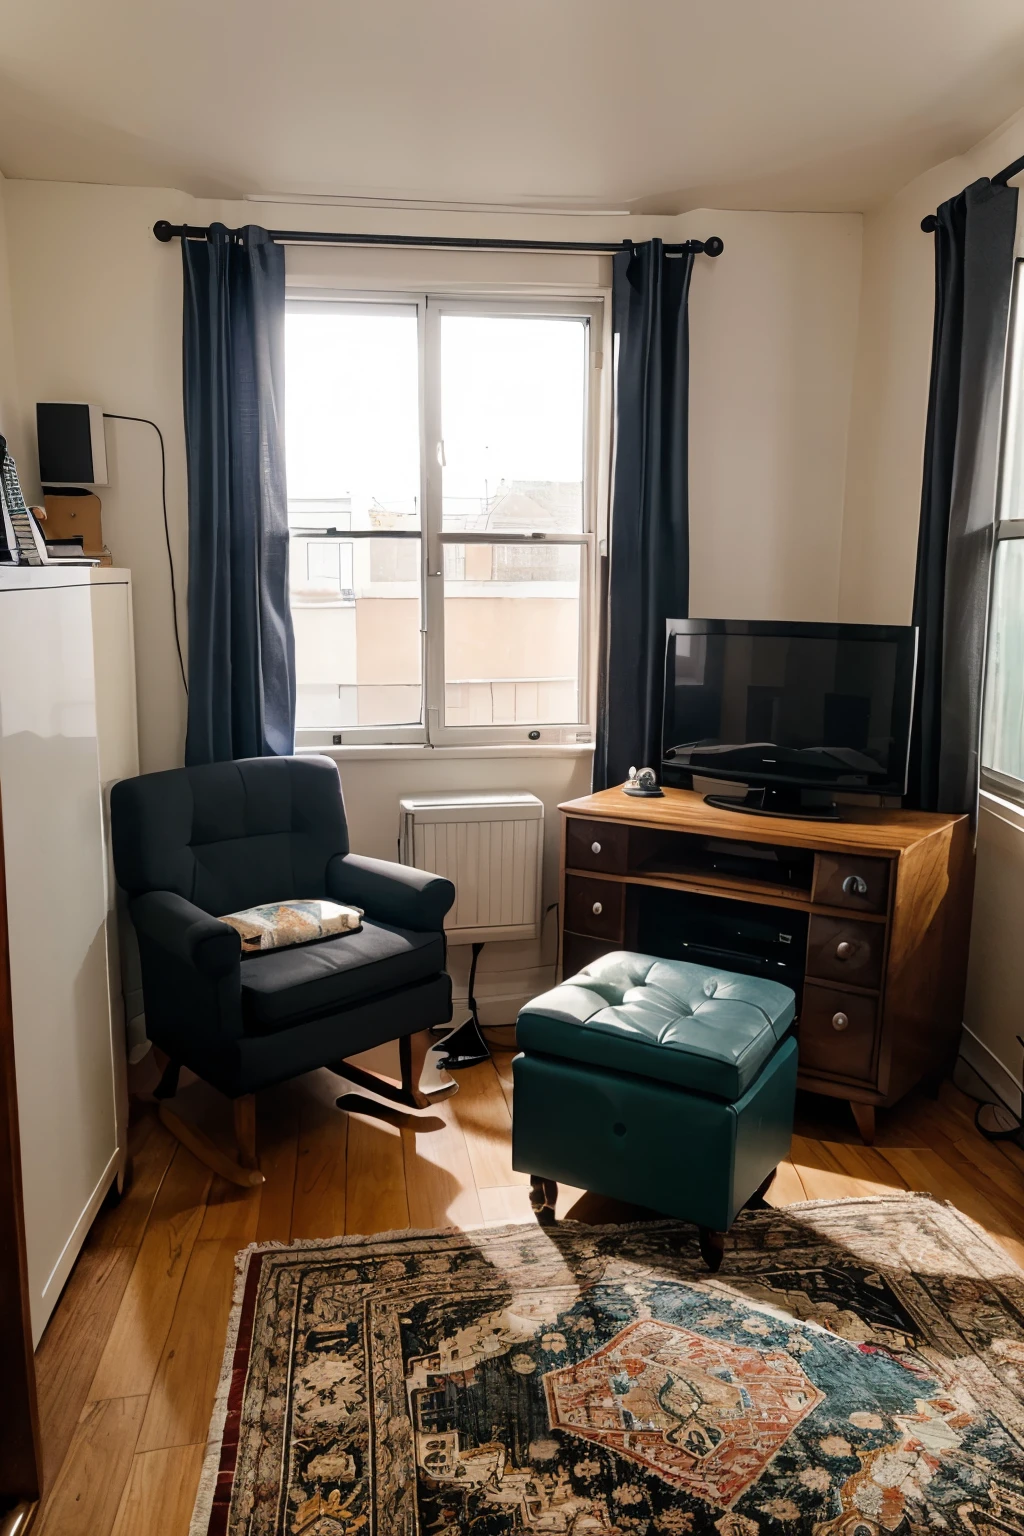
[190,1196,1024,1535]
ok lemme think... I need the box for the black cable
[102,414,187,695]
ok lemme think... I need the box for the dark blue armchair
[111,754,456,1185]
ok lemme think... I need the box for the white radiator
[399,792,544,945]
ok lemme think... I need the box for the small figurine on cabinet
[624,765,664,798]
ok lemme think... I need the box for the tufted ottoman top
[517,950,796,1102]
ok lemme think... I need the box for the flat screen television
[661,619,918,820]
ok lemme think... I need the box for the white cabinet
[0,567,138,1343]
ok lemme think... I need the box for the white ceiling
[2,0,1024,214]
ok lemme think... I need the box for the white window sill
[297,741,596,763]
[979,784,1024,828]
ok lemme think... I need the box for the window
[983,260,1024,801]
[285,293,601,744]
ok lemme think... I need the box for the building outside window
[284,294,601,744]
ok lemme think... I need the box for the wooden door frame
[0,777,42,1529]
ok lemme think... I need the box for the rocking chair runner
[111,755,458,1186]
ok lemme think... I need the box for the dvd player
[636,886,807,995]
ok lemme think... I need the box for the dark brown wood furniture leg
[158,1101,265,1188]
[699,1167,778,1272]
[698,1227,725,1271]
[850,1101,876,1144]
[152,1049,181,1102]
[151,1057,264,1188]
[529,1176,559,1226]
[234,1094,258,1170]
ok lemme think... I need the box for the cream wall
[2,155,1020,1056]
[837,107,1024,1104]
[686,210,862,623]
[0,174,24,468]
[287,206,862,627]
[0,180,864,1018]
[839,107,1024,623]
[0,181,865,771]
[2,182,192,775]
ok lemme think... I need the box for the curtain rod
[920,151,1024,232]
[152,219,724,258]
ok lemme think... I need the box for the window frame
[981,258,1024,806]
[288,288,429,746]
[287,288,604,749]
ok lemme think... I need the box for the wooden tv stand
[558,787,973,1142]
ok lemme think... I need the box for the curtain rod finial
[702,236,725,257]
[154,220,175,243]
[921,214,938,233]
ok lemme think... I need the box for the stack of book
[0,447,101,566]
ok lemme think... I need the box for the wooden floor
[29,1039,1024,1536]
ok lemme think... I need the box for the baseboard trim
[450,969,554,1029]
[451,989,536,1028]
[957,1024,1023,1115]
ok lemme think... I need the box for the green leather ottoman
[511,950,798,1269]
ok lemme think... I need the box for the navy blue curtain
[181,223,296,765]
[909,180,1018,814]
[595,240,693,790]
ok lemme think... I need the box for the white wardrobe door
[91,581,139,1151]
[0,583,117,1342]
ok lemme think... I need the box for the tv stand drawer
[565,875,625,941]
[806,915,884,989]
[798,983,877,1083]
[566,817,630,874]
[812,853,889,913]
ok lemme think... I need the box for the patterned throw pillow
[219,899,364,954]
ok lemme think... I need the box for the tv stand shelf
[558,786,973,1142]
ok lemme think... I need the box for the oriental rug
[190,1196,1024,1536]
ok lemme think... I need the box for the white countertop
[0,564,131,589]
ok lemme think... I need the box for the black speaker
[36,402,108,486]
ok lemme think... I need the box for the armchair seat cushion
[239,917,445,1033]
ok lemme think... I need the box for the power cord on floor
[103,413,187,695]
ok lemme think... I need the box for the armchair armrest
[328,853,455,933]
[130,890,241,978]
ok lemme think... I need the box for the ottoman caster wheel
[530,1176,559,1227]
[698,1227,725,1272]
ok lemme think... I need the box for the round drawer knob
[842,874,868,896]
[832,1011,849,1031]
[591,841,602,855]
[836,941,853,960]
[592,901,603,915]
